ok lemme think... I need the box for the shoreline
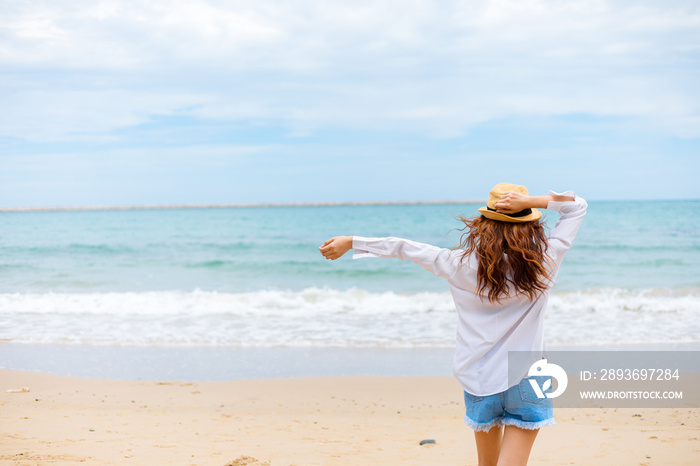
[2,343,698,382]
[1,368,698,465]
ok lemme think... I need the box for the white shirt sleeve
[546,190,588,265]
[352,236,463,280]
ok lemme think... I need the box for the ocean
[1,200,699,379]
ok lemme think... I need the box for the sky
[1,0,699,207]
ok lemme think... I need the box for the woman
[319,183,587,466]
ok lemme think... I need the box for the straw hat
[478,182,542,223]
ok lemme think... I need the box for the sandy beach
[1,369,698,465]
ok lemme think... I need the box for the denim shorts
[463,376,556,432]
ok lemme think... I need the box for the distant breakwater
[0,200,484,213]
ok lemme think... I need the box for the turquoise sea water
[1,201,699,351]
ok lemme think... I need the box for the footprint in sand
[224,456,271,466]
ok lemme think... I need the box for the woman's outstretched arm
[319,236,466,284]
[319,236,354,261]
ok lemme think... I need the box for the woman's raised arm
[493,192,576,214]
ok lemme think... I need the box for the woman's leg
[473,425,503,466]
[496,425,539,466]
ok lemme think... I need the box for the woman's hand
[319,236,353,260]
[493,191,531,214]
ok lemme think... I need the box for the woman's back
[345,188,587,395]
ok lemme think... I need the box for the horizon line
[0,199,486,213]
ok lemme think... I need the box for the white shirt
[352,190,588,396]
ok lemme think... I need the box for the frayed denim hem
[463,415,501,432]
[500,417,556,430]
[464,416,556,432]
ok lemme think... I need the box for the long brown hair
[456,215,554,303]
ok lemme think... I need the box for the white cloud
[0,88,205,141]
[1,0,698,141]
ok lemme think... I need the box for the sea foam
[0,287,697,348]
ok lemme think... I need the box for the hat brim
[478,206,542,223]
